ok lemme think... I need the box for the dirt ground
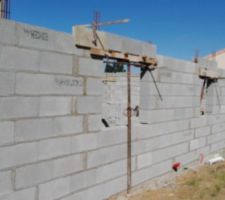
[112,161,225,200]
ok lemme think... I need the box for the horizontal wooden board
[199,67,218,79]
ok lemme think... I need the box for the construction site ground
[111,161,225,200]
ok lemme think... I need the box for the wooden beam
[199,68,218,79]
[90,48,157,67]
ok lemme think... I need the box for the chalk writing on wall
[55,78,83,87]
[23,29,49,41]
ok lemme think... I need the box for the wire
[149,70,163,101]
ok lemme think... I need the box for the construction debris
[207,155,224,165]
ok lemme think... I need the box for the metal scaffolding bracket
[199,67,219,115]
[74,16,158,193]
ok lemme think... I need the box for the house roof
[207,48,225,58]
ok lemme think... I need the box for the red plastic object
[199,153,205,163]
[172,162,181,172]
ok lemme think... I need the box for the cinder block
[211,141,225,152]
[189,139,201,152]
[0,72,15,96]
[0,143,38,170]
[87,114,102,132]
[190,138,206,150]
[0,97,39,120]
[157,55,196,74]
[53,32,75,54]
[17,23,75,54]
[175,151,197,165]
[106,33,123,52]
[0,19,17,45]
[0,46,39,71]
[140,82,197,96]
[39,51,73,74]
[72,128,126,153]
[77,96,102,114]
[52,154,84,178]
[212,123,225,134]
[15,116,83,142]
[137,152,152,169]
[122,38,143,56]
[1,188,36,200]
[15,118,53,142]
[198,58,217,69]
[39,176,70,200]
[140,109,175,124]
[0,171,12,197]
[119,35,156,57]
[152,143,189,164]
[190,116,208,128]
[74,25,156,58]
[70,159,126,194]
[87,144,126,168]
[38,137,71,160]
[208,132,225,144]
[0,121,14,147]
[142,42,156,57]
[140,95,198,110]
[17,159,52,188]
[53,116,83,136]
[72,133,98,153]
[73,46,86,56]
[63,176,126,200]
[39,97,71,117]
[208,114,225,125]
[158,69,194,85]
[16,154,83,189]
[133,128,193,156]
[97,127,127,148]
[137,119,189,139]
[16,73,83,95]
[86,176,127,200]
[132,160,172,186]
[78,57,104,78]
[86,78,103,95]
[174,108,195,120]
[95,159,126,184]
[72,128,127,153]
[195,126,211,138]
[70,169,97,192]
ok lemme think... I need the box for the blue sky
[11,0,225,60]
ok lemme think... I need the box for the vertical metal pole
[2,0,5,18]
[0,0,3,18]
[127,63,132,193]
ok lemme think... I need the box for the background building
[0,0,10,19]
[207,49,225,69]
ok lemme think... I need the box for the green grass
[113,161,225,200]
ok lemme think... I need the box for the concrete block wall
[102,73,140,126]
[136,55,225,185]
[0,19,159,200]
[1,18,225,200]
[0,19,128,200]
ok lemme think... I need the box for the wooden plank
[199,68,218,79]
[90,48,157,67]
